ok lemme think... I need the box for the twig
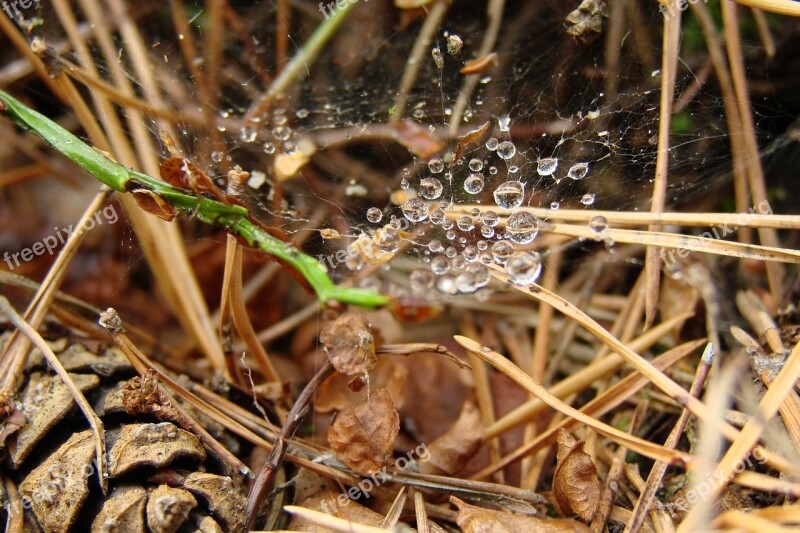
[246,361,336,530]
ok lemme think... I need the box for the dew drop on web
[567,162,590,180]
[505,251,542,286]
[581,193,595,206]
[419,177,443,200]
[428,157,444,174]
[468,158,484,172]
[505,211,539,245]
[464,173,484,194]
[496,141,516,160]
[493,181,525,209]
[366,207,383,223]
[537,157,558,176]
[402,198,429,222]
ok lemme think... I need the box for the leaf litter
[1,1,800,532]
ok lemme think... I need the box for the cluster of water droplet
[335,114,600,297]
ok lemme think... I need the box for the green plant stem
[0,89,388,308]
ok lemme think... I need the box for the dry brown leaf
[459,53,498,75]
[316,358,408,413]
[553,429,601,522]
[131,189,177,222]
[393,120,445,160]
[565,0,608,44]
[453,120,492,164]
[420,400,483,476]
[320,313,377,377]
[452,496,591,533]
[328,388,400,475]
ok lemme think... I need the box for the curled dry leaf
[453,120,492,164]
[459,52,498,75]
[553,429,601,522]
[320,313,377,378]
[393,119,445,160]
[328,388,400,475]
[316,358,407,413]
[146,485,197,533]
[452,496,591,533]
[20,429,96,533]
[131,189,177,222]
[420,400,483,476]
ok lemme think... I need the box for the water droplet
[446,229,456,240]
[211,151,223,163]
[451,256,466,270]
[550,201,560,210]
[402,198,428,222]
[428,239,444,253]
[296,108,309,118]
[429,207,445,224]
[493,181,525,209]
[491,240,514,263]
[567,162,590,180]
[485,137,499,151]
[581,193,595,206]
[428,158,444,174]
[464,174,485,194]
[463,246,479,262]
[589,215,608,234]
[505,251,542,286]
[366,207,383,223]
[263,142,276,154]
[506,211,539,245]
[508,165,519,174]
[411,269,435,293]
[456,216,474,232]
[537,157,558,176]
[240,126,257,143]
[481,211,499,227]
[481,225,495,238]
[445,246,458,258]
[375,228,399,253]
[400,178,410,190]
[477,240,488,251]
[470,208,480,217]
[419,177,443,200]
[498,115,511,132]
[437,275,458,295]
[469,158,484,172]
[272,126,291,141]
[431,255,449,275]
[488,166,498,175]
[442,217,454,230]
[496,141,516,160]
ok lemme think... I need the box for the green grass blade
[0,90,388,308]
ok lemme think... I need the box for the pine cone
[0,331,248,533]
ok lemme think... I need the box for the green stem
[0,89,388,308]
